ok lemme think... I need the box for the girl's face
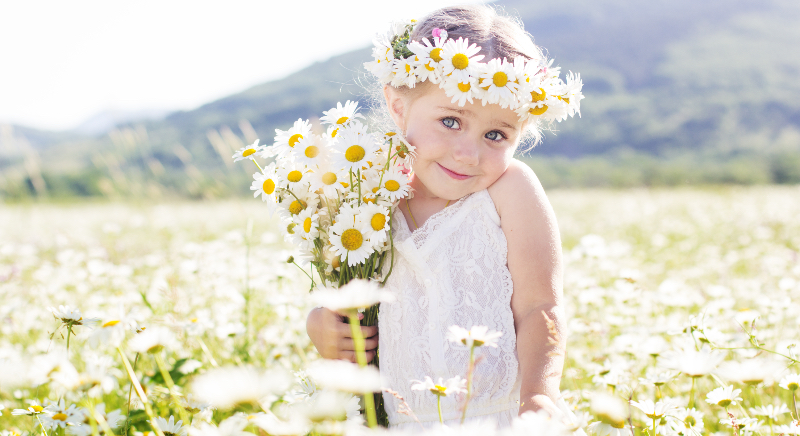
[385,84,525,201]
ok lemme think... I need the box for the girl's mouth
[437,163,471,180]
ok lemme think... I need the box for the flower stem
[347,314,377,428]
[688,377,696,409]
[437,396,443,424]
[652,416,657,436]
[117,347,166,436]
[125,353,140,436]
[793,391,798,420]
[460,345,476,424]
[252,159,264,173]
[154,352,191,425]
[66,324,73,355]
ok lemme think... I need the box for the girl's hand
[305,307,379,363]
[519,394,563,419]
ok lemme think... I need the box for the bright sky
[0,1,482,131]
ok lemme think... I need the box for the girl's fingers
[339,335,379,351]
[336,322,378,339]
[338,350,376,363]
[363,335,379,350]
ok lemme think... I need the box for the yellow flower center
[385,132,396,136]
[289,134,303,147]
[341,229,364,251]
[336,116,349,125]
[685,416,697,426]
[611,421,626,429]
[345,145,365,163]
[529,105,548,115]
[718,399,732,407]
[425,62,435,71]
[304,146,319,158]
[289,200,306,215]
[563,97,570,104]
[262,179,275,195]
[287,170,303,183]
[331,128,339,137]
[430,48,443,62]
[242,148,256,157]
[53,413,67,421]
[322,172,337,185]
[493,71,508,87]
[457,82,471,92]
[451,53,469,70]
[531,87,546,102]
[32,405,44,412]
[434,385,447,394]
[303,217,312,233]
[404,63,411,73]
[102,320,120,328]
[370,213,386,231]
[788,382,799,390]
[287,223,296,234]
[385,180,400,192]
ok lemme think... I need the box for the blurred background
[1,0,799,200]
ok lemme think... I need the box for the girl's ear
[383,85,407,132]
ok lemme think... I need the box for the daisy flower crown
[365,20,585,125]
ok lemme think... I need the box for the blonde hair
[368,5,546,151]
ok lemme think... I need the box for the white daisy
[705,385,742,407]
[586,422,631,436]
[669,408,704,436]
[630,399,677,421]
[779,373,800,391]
[750,404,790,420]
[410,54,439,83]
[408,35,447,84]
[271,119,312,159]
[479,57,520,108]
[311,279,395,313]
[359,203,390,245]
[41,399,81,430]
[319,100,364,127]
[364,42,394,84]
[307,162,347,199]
[328,213,374,266]
[562,70,585,117]
[440,37,484,83]
[191,366,291,410]
[250,163,281,213]
[150,415,187,436]
[410,375,466,397]
[305,359,383,394]
[231,139,262,162]
[659,345,724,377]
[330,127,378,174]
[12,401,45,416]
[288,208,320,251]
[442,75,482,107]
[49,305,100,327]
[128,326,177,354]
[446,325,502,348]
[278,162,312,192]
[386,131,416,167]
[390,57,418,88]
[278,189,319,219]
[291,133,328,167]
[376,167,411,202]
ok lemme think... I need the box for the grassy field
[1,186,799,435]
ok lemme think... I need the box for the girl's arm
[488,159,566,417]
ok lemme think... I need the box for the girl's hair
[368,5,546,150]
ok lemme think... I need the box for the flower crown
[365,20,585,125]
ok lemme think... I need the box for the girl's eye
[441,117,460,129]
[485,130,506,141]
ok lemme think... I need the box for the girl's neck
[402,173,452,230]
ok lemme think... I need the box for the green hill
[2,0,800,199]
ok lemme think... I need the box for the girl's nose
[452,137,480,166]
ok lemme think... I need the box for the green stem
[124,353,140,436]
[437,395,443,424]
[252,159,264,173]
[197,337,219,367]
[116,347,166,436]
[460,346,476,424]
[652,416,657,436]
[688,377,696,409]
[347,314,377,428]
[154,352,191,425]
[793,391,798,420]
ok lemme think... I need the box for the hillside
[2,0,800,198]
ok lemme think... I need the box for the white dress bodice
[379,189,521,429]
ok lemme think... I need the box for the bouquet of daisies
[233,101,413,287]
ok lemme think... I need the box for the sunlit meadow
[1,186,799,435]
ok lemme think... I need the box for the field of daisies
[1,186,799,436]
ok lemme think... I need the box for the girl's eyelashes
[485,130,507,142]
[441,117,460,130]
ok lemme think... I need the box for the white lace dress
[379,189,521,429]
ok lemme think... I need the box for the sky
[0,1,482,132]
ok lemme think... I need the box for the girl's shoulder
[486,158,552,223]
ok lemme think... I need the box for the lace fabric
[379,189,521,427]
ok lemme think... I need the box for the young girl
[307,5,582,429]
